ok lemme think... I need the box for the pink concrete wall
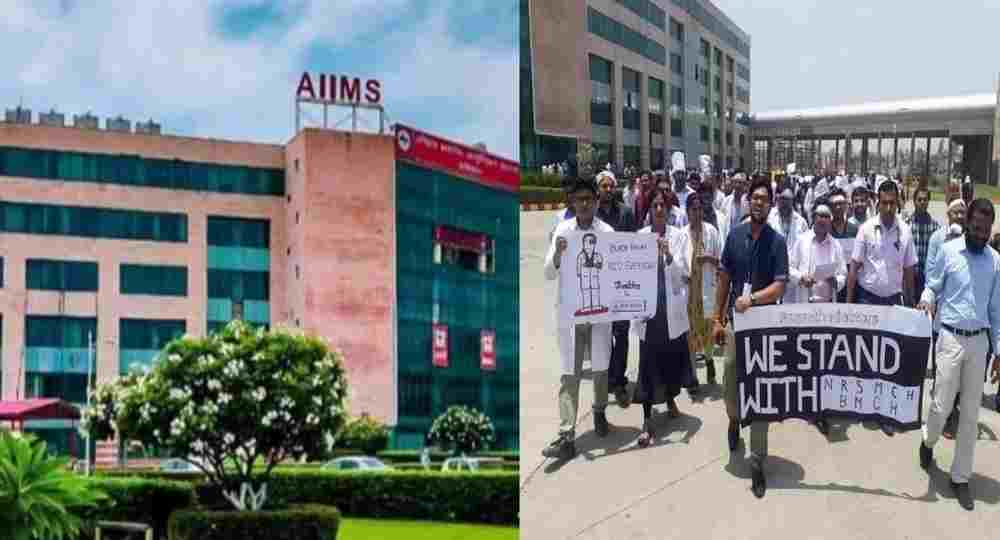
[0,123,285,168]
[288,129,397,424]
[0,157,286,399]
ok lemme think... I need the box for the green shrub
[195,470,517,525]
[377,449,518,463]
[80,477,197,540]
[335,415,390,456]
[168,504,340,540]
[521,186,565,205]
[0,431,107,540]
[521,172,564,188]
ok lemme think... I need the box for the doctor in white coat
[542,178,615,460]
[630,187,691,447]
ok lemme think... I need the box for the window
[206,216,270,248]
[623,108,641,130]
[622,67,641,130]
[714,128,721,144]
[434,226,494,274]
[714,76,721,92]
[702,97,709,115]
[736,86,750,104]
[671,118,683,138]
[727,81,734,98]
[670,85,683,108]
[727,55,734,74]
[119,319,186,350]
[700,38,710,60]
[591,102,614,126]
[0,147,284,196]
[669,17,684,43]
[587,7,666,65]
[0,202,186,242]
[714,47,722,66]
[615,0,665,30]
[700,125,709,142]
[120,264,188,296]
[26,259,98,292]
[649,113,664,134]
[207,269,270,301]
[737,62,751,82]
[623,145,641,167]
[670,53,683,75]
[726,131,734,146]
[739,134,746,148]
[648,76,664,100]
[589,54,612,84]
[715,102,722,119]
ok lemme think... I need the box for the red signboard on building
[434,225,489,253]
[480,329,496,371]
[394,124,519,193]
[432,324,449,368]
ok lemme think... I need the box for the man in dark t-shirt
[713,177,789,499]
[827,188,858,303]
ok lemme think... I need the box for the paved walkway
[519,201,1000,539]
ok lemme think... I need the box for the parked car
[441,456,480,472]
[322,456,391,471]
[159,458,199,473]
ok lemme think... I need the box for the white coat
[545,217,615,376]
[630,225,691,342]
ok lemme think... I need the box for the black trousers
[608,320,630,389]
[856,287,903,306]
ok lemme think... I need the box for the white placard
[558,231,659,325]
[671,152,686,173]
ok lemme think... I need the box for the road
[519,200,1000,539]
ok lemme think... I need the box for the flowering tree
[82,321,349,510]
[428,405,496,455]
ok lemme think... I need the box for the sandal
[667,398,680,418]
[637,421,654,447]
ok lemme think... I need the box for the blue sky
[1,1,517,159]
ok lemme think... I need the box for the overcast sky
[713,0,1000,114]
[1,1,516,159]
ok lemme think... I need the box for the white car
[159,458,199,472]
[322,456,391,471]
[441,456,480,472]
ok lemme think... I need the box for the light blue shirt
[923,226,958,277]
[920,236,1000,351]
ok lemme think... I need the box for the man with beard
[827,189,858,303]
[905,187,939,301]
[848,185,870,228]
[719,170,749,242]
[596,171,637,408]
[543,178,615,460]
[918,198,1000,511]
[788,203,847,435]
[767,187,808,303]
[713,178,789,498]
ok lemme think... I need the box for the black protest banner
[733,304,931,429]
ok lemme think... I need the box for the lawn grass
[338,518,518,540]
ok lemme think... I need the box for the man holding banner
[713,177,789,498]
[918,198,1000,511]
[543,178,616,460]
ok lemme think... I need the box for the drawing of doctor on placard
[575,233,609,316]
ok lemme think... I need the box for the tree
[576,143,600,179]
[82,321,349,511]
[428,405,496,455]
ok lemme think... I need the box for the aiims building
[0,104,519,460]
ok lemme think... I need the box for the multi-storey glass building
[521,0,752,172]
[0,114,519,459]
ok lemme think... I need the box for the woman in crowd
[684,191,722,386]
[632,188,691,447]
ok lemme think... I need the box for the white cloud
[0,1,516,159]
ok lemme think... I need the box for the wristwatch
[749,292,757,306]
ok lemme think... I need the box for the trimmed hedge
[196,470,517,525]
[80,477,198,540]
[97,469,518,525]
[521,186,564,205]
[522,172,564,188]
[168,504,340,540]
[376,449,519,463]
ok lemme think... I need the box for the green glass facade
[0,146,284,196]
[119,318,186,374]
[395,161,519,450]
[120,264,188,296]
[206,216,271,333]
[26,259,99,292]
[0,201,187,242]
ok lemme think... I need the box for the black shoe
[727,420,740,452]
[613,385,631,409]
[542,433,576,460]
[919,441,933,470]
[994,394,1000,413]
[879,421,895,436]
[706,359,717,385]
[816,418,830,435]
[594,409,610,437]
[950,481,974,511]
[637,420,654,448]
[751,467,767,498]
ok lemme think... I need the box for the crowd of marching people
[543,162,1000,508]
